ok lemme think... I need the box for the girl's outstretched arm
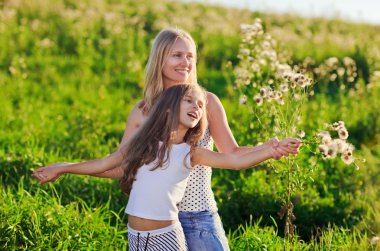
[86,101,147,179]
[206,92,300,157]
[191,143,278,170]
[33,150,123,184]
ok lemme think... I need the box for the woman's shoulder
[205,91,223,113]
[127,100,148,124]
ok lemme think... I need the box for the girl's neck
[171,127,187,144]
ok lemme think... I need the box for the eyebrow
[172,51,193,55]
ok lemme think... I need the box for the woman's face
[162,38,195,88]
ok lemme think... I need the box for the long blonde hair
[143,27,198,110]
[120,84,207,195]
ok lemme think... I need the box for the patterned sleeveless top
[178,128,218,212]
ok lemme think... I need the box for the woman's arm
[191,143,277,170]
[206,92,300,157]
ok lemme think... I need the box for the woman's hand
[32,163,70,184]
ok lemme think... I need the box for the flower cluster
[303,56,358,85]
[317,121,354,165]
[253,70,313,106]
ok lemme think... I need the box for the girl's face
[162,38,195,88]
[179,90,204,130]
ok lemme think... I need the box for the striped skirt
[128,222,188,251]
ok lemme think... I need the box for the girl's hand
[279,138,302,155]
[267,138,285,160]
[267,138,301,159]
[32,163,70,184]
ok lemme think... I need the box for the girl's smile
[179,92,204,129]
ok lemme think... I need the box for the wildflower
[317,131,332,144]
[274,91,282,100]
[325,57,339,67]
[254,94,263,106]
[297,130,305,138]
[342,144,354,156]
[280,83,289,92]
[262,41,271,49]
[333,139,347,153]
[260,86,271,97]
[338,128,349,140]
[341,154,354,165]
[331,121,345,131]
[267,90,275,102]
[277,97,285,105]
[240,48,250,55]
[326,142,338,159]
[329,73,337,81]
[337,67,345,76]
[240,95,247,105]
[251,63,260,72]
[371,236,379,245]
[343,57,355,66]
[319,145,329,158]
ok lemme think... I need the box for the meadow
[0,0,379,250]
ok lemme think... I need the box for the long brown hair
[120,84,207,195]
[143,27,198,110]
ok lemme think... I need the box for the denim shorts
[178,210,230,251]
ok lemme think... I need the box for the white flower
[317,131,332,144]
[331,121,345,131]
[297,130,305,138]
[342,143,354,157]
[341,154,354,165]
[267,90,275,102]
[280,83,289,92]
[371,236,379,245]
[240,95,247,105]
[277,97,285,105]
[260,86,270,97]
[326,142,338,159]
[333,139,347,153]
[338,128,349,140]
[319,144,329,158]
[254,94,263,106]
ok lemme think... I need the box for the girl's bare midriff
[128,215,178,231]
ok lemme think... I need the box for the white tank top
[125,142,192,220]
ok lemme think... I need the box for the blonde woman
[34,28,300,250]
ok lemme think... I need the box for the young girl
[35,84,299,251]
[34,28,300,250]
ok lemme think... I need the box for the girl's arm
[85,101,147,179]
[206,92,300,157]
[33,150,123,184]
[191,144,277,170]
